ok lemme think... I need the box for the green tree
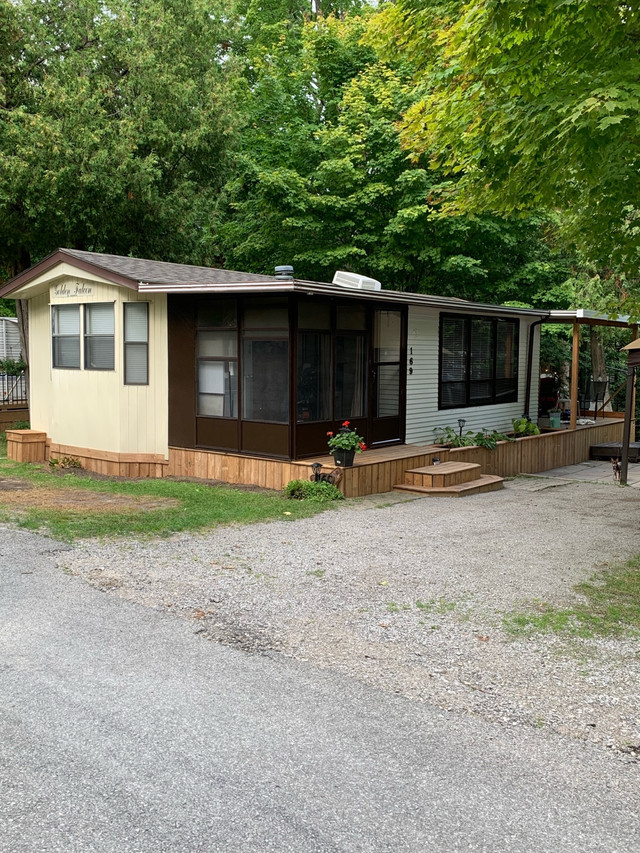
[0,0,240,280]
[373,0,640,295]
[218,10,571,299]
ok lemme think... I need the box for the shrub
[433,426,513,449]
[0,358,27,376]
[512,417,541,436]
[284,479,344,502]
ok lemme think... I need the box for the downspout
[523,316,549,420]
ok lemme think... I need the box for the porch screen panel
[297,332,331,422]
[242,338,289,422]
[374,311,401,362]
[440,316,467,407]
[335,334,366,419]
[52,305,80,369]
[198,360,237,416]
[374,310,401,417]
[377,364,400,416]
[196,301,238,417]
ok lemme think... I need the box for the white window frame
[123,302,149,386]
[51,305,81,370]
[84,303,115,371]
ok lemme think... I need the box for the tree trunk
[589,327,610,412]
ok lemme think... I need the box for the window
[439,315,518,409]
[52,305,80,369]
[297,332,331,422]
[84,303,115,370]
[124,303,149,385]
[374,310,402,417]
[196,300,238,417]
[242,300,289,423]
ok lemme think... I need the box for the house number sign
[53,281,93,298]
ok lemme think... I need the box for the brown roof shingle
[60,249,278,286]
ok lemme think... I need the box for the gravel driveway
[62,474,640,758]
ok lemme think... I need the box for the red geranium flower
[342,420,350,427]
[359,442,367,451]
[326,431,333,437]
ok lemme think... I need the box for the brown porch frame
[544,310,639,430]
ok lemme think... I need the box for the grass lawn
[0,456,332,541]
[504,555,640,639]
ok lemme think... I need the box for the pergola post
[570,322,580,430]
[620,366,635,486]
[620,336,640,485]
[632,326,638,420]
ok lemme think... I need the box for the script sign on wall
[52,281,94,299]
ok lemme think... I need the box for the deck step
[404,461,481,489]
[394,474,505,498]
[591,441,640,462]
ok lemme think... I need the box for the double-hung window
[84,303,115,370]
[124,303,149,385]
[439,314,519,409]
[52,305,81,369]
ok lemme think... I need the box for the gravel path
[61,475,640,758]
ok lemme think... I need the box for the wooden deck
[6,417,627,496]
[168,417,626,497]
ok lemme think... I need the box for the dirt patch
[0,477,179,514]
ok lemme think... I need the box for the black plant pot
[333,448,356,468]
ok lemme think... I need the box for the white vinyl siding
[406,306,539,444]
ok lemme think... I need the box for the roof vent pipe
[274,265,294,280]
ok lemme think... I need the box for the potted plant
[327,421,366,467]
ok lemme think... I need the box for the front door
[370,308,405,445]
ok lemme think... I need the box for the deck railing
[0,371,27,405]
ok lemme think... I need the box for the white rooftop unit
[332,270,382,292]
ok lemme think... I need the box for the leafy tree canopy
[216,8,571,300]
[0,0,239,278]
[371,0,640,301]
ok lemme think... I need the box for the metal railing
[0,372,27,405]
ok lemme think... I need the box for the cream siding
[405,305,540,444]
[28,276,168,457]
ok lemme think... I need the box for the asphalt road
[0,529,638,853]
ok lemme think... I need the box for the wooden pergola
[545,309,639,430]
[620,337,640,484]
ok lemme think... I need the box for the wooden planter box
[6,429,47,463]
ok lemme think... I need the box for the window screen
[124,302,149,385]
[439,315,519,409]
[84,303,115,370]
[52,305,81,369]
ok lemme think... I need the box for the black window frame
[438,314,519,410]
